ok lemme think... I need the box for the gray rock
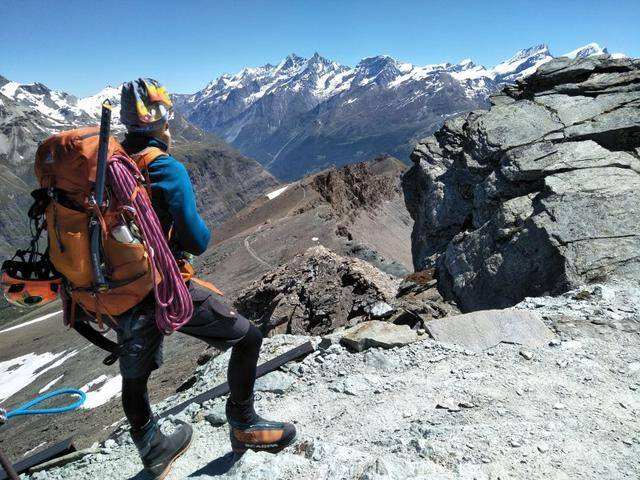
[369,301,395,319]
[403,56,640,311]
[364,350,399,370]
[204,404,227,427]
[102,439,117,450]
[425,309,553,352]
[254,371,295,394]
[520,350,534,360]
[340,321,420,352]
[330,375,373,396]
[537,443,550,453]
[359,458,390,480]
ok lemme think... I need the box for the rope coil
[107,154,193,334]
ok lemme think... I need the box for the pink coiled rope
[107,154,193,334]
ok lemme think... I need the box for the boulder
[403,55,640,311]
[425,309,554,352]
[340,321,419,352]
[234,246,401,335]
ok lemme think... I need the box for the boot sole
[155,434,193,480]
[231,432,297,455]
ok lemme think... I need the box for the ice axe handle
[89,100,112,290]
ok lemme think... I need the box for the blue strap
[4,389,86,419]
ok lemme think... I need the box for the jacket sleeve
[148,155,211,255]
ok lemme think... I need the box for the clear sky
[1,0,638,97]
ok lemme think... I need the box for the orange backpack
[35,127,157,319]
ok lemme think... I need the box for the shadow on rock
[190,451,241,477]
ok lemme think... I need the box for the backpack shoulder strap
[131,147,167,198]
[132,146,166,172]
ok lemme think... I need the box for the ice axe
[88,100,112,291]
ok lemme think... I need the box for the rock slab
[340,320,419,352]
[425,308,553,352]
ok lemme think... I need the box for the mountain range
[0,75,277,259]
[0,41,623,257]
[174,42,622,180]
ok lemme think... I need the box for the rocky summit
[18,281,640,480]
[403,55,640,311]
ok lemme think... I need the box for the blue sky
[1,0,638,96]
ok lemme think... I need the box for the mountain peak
[511,44,550,60]
[277,53,306,71]
[306,52,333,69]
[356,55,398,71]
[562,42,609,59]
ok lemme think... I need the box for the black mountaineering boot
[131,417,193,479]
[226,396,296,455]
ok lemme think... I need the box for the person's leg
[227,323,262,412]
[177,284,257,403]
[179,283,296,453]
[122,374,152,430]
[115,306,192,478]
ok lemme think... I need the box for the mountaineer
[91,79,296,478]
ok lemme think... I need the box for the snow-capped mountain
[0,76,276,259]
[563,42,609,59]
[175,43,615,180]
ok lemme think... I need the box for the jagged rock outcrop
[311,156,399,219]
[234,246,401,335]
[233,245,455,336]
[402,55,640,311]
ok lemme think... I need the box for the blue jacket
[121,133,211,256]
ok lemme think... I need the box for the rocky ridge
[233,246,456,337]
[402,54,640,311]
[20,281,640,480]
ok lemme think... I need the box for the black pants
[103,283,263,430]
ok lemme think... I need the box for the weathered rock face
[311,156,399,219]
[234,246,401,336]
[402,55,640,312]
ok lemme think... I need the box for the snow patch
[23,442,47,457]
[0,81,21,98]
[0,349,79,403]
[0,310,63,334]
[562,42,607,60]
[266,185,289,200]
[80,374,122,409]
[39,374,64,394]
